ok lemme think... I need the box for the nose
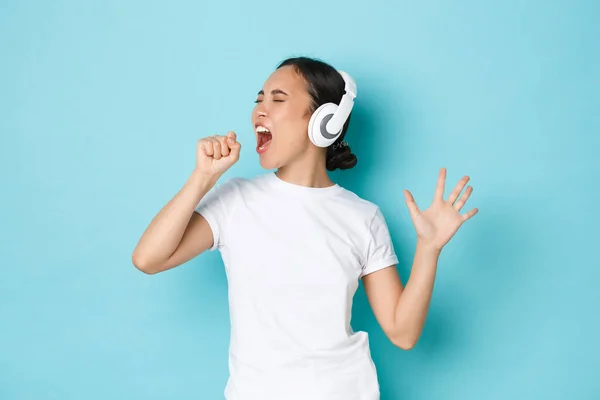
[256,107,267,118]
[254,101,267,117]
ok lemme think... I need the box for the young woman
[132,57,478,400]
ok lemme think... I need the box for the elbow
[131,252,159,275]
[390,333,418,351]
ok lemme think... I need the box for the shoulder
[220,173,272,188]
[215,173,271,196]
[333,186,381,221]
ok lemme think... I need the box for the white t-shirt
[195,172,399,400]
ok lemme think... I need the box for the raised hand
[403,168,478,252]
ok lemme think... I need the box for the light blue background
[1,0,599,399]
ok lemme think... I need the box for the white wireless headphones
[307,70,357,147]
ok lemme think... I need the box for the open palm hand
[404,168,478,252]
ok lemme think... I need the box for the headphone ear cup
[308,103,340,147]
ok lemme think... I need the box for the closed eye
[254,99,285,103]
[255,88,288,103]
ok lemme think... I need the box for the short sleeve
[194,179,237,251]
[361,207,399,278]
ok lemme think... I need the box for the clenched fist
[196,131,241,177]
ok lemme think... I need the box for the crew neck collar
[266,171,344,196]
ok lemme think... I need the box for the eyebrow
[257,89,289,96]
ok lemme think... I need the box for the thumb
[228,134,241,158]
[404,190,420,219]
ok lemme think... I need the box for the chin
[258,155,278,170]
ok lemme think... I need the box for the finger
[461,207,479,222]
[199,138,214,156]
[448,175,470,204]
[404,190,421,219]
[434,168,446,202]
[229,137,241,159]
[454,186,473,211]
[209,137,222,160]
[225,131,240,158]
[215,135,230,157]
[226,131,238,149]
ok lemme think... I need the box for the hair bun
[326,141,357,171]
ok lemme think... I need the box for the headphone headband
[324,71,357,136]
[339,70,357,98]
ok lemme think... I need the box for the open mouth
[256,125,272,154]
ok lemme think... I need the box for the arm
[131,132,241,274]
[131,169,218,274]
[364,167,478,349]
[362,241,440,350]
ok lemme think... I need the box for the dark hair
[277,56,357,171]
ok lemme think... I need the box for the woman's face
[251,65,314,170]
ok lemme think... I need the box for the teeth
[256,125,270,133]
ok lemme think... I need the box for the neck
[275,149,334,188]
